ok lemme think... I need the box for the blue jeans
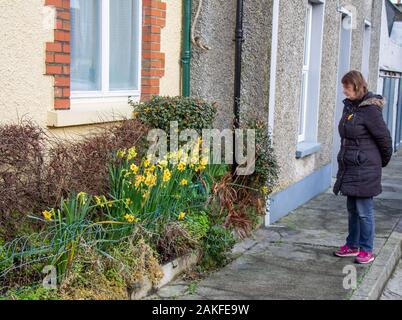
[346,196,375,252]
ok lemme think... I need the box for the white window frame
[70,0,142,102]
[361,19,372,80]
[298,3,313,143]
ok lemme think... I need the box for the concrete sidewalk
[150,150,402,300]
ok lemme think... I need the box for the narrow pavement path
[150,150,402,300]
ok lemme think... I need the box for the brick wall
[141,0,166,101]
[45,0,71,110]
[44,0,166,111]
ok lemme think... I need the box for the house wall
[378,0,402,74]
[0,0,182,138]
[269,0,381,223]
[0,0,54,128]
[160,0,182,96]
[188,0,382,224]
[189,0,273,129]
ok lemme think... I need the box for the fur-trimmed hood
[359,94,386,108]
[344,91,386,109]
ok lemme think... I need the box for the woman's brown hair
[342,70,369,99]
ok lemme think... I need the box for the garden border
[130,251,201,300]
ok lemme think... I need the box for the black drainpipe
[232,0,244,176]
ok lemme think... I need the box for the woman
[333,70,393,264]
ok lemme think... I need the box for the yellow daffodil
[95,196,106,208]
[180,179,188,186]
[261,186,269,195]
[200,156,209,166]
[77,192,87,204]
[163,169,172,182]
[116,149,126,158]
[158,159,168,168]
[143,159,150,168]
[130,164,139,174]
[145,165,156,175]
[195,164,206,173]
[127,147,137,160]
[124,214,139,223]
[135,175,145,188]
[42,210,53,221]
[177,162,186,172]
[178,212,186,221]
[145,173,157,187]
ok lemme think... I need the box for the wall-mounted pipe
[181,0,192,97]
[232,0,245,175]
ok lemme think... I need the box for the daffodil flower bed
[0,143,231,299]
[105,145,226,234]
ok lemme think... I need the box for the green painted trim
[181,0,192,97]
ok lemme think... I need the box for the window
[70,0,141,99]
[296,0,325,158]
[298,3,313,142]
[361,20,371,80]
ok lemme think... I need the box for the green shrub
[185,211,210,241]
[131,96,217,134]
[239,120,279,193]
[201,225,235,270]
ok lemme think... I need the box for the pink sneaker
[355,251,375,264]
[334,245,360,257]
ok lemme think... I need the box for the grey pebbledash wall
[190,0,382,222]
[190,0,273,130]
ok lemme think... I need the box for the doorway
[332,10,352,177]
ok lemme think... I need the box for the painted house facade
[188,0,390,224]
[0,1,400,226]
[0,0,182,137]
[377,0,402,153]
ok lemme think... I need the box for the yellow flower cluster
[177,162,186,172]
[145,173,157,187]
[95,196,113,208]
[178,211,186,221]
[124,213,140,223]
[130,164,139,174]
[77,192,88,205]
[117,146,137,160]
[163,169,172,183]
[261,186,270,195]
[127,147,137,160]
[42,209,54,221]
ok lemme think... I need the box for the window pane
[299,72,308,137]
[70,0,101,91]
[303,5,312,67]
[109,0,140,91]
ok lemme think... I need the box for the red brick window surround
[45,0,166,111]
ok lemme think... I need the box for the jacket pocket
[343,149,360,166]
[356,150,368,166]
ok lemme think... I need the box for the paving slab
[149,151,402,300]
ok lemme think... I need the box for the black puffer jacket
[333,92,393,198]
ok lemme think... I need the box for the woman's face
[343,83,359,100]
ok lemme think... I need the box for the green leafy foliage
[131,96,217,134]
[201,225,236,270]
